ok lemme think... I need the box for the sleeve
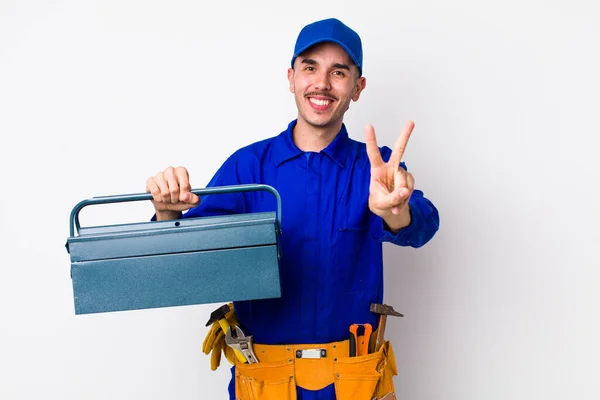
[370,187,440,248]
[369,149,440,248]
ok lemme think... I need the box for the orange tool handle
[361,323,372,356]
[349,323,373,356]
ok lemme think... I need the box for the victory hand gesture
[365,121,415,231]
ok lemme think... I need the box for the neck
[292,117,343,152]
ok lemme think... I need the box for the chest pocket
[336,200,370,230]
[334,204,375,293]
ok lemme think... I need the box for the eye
[305,66,315,72]
[333,70,346,77]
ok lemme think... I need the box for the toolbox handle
[69,184,282,237]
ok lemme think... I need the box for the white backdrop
[1,1,599,399]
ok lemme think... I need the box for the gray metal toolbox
[66,184,282,315]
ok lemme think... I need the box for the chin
[302,112,335,127]
[308,117,329,126]
[306,118,335,128]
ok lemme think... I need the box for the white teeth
[310,98,331,106]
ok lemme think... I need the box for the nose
[313,70,331,91]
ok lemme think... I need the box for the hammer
[206,304,247,363]
[370,303,403,352]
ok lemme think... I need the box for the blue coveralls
[182,120,440,399]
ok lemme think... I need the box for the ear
[351,76,366,102]
[287,68,295,93]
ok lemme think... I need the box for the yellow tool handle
[217,319,247,363]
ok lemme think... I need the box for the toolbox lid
[67,212,278,262]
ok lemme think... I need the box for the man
[146,18,439,400]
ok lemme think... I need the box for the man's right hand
[146,166,201,220]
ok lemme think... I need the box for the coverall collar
[274,119,350,168]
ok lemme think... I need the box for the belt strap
[252,338,351,362]
[249,336,369,391]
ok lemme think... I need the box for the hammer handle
[374,315,387,352]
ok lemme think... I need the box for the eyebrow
[333,63,350,71]
[300,58,351,71]
[301,58,317,65]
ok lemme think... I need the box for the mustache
[305,92,338,101]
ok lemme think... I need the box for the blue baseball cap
[291,18,363,75]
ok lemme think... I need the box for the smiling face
[288,42,366,132]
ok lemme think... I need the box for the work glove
[202,303,239,370]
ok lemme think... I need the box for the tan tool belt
[234,333,397,400]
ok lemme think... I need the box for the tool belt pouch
[233,340,397,400]
[235,360,296,400]
[334,340,398,400]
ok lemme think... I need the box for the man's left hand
[365,121,415,232]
